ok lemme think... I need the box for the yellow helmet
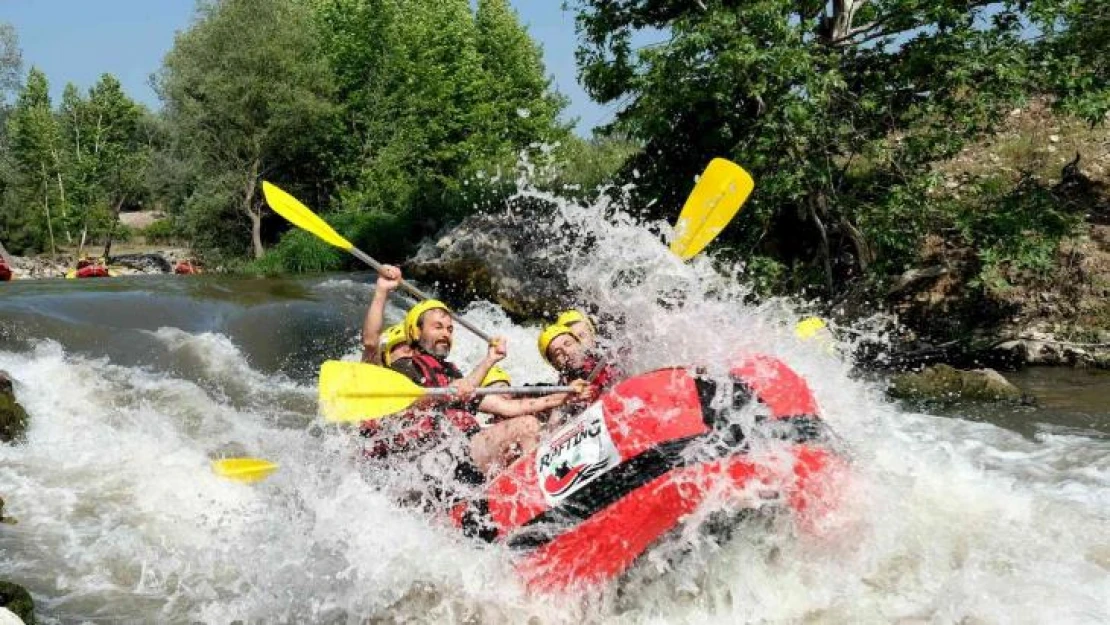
[537,323,576,364]
[794,316,828,340]
[380,323,409,365]
[404,299,451,341]
[481,366,512,387]
[556,309,594,333]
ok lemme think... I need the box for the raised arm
[361,264,402,363]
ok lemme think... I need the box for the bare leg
[470,416,541,477]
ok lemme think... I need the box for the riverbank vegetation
[0,1,1106,343]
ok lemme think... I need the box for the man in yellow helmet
[366,265,587,479]
[538,322,620,407]
[555,309,597,349]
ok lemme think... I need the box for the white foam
[1,177,1108,622]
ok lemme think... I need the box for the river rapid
[1,193,1108,624]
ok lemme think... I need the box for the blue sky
[2,0,620,135]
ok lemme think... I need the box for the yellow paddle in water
[260,181,494,343]
[211,458,279,483]
[670,158,755,260]
[318,360,576,423]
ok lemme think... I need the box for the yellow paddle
[670,158,755,260]
[260,181,493,343]
[211,457,279,483]
[318,360,575,423]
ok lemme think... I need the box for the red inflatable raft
[447,354,846,593]
[0,260,11,282]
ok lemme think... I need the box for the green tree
[475,0,569,151]
[0,22,23,256]
[6,68,62,255]
[0,22,20,104]
[83,74,150,257]
[58,82,93,245]
[157,0,337,259]
[301,0,571,269]
[1031,0,1110,122]
[570,0,1098,294]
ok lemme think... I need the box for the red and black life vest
[558,355,621,410]
[404,349,482,436]
[360,349,482,459]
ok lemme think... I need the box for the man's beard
[428,339,451,358]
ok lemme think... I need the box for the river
[1,230,1108,623]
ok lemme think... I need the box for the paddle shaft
[586,357,608,383]
[349,247,493,343]
[342,385,577,399]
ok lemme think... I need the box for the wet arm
[478,393,567,419]
[360,284,391,363]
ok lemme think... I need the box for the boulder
[405,200,579,318]
[108,253,172,274]
[0,582,33,625]
[0,496,14,525]
[888,364,1027,403]
[0,372,29,443]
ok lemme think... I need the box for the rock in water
[888,364,1026,403]
[0,372,29,443]
[0,582,33,625]
[405,199,578,319]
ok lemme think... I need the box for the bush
[141,218,180,244]
[244,228,345,275]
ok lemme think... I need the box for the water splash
[0,178,1107,622]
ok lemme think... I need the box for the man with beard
[538,323,622,407]
[369,265,587,478]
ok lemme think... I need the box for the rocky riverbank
[0,371,33,624]
[1,248,195,280]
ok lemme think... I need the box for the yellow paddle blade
[261,181,353,251]
[670,158,755,260]
[318,360,428,423]
[212,458,278,483]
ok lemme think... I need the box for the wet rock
[888,364,1026,403]
[405,200,579,319]
[108,253,172,274]
[6,256,69,280]
[0,496,15,525]
[0,581,33,625]
[993,332,1110,368]
[0,372,29,443]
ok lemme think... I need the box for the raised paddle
[670,158,755,261]
[211,457,278,483]
[260,181,494,344]
[318,360,576,423]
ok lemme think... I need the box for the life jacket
[406,350,483,436]
[360,349,482,459]
[559,355,621,401]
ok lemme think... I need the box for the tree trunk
[839,217,874,271]
[102,197,125,260]
[243,159,264,259]
[41,163,56,258]
[55,167,72,244]
[808,194,834,295]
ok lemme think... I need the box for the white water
[2,186,1109,623]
